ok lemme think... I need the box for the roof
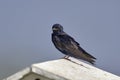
[3,58,120,80]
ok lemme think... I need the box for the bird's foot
[63,56,71,61]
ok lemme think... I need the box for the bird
[51,24,96,65]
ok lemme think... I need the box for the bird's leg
[65,55,69,59]
[63,55,68,59]
[63,55,71,61]
[63,55,67,58]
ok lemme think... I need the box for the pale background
[0,0,120,79]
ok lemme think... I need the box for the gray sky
[0,0,120,79]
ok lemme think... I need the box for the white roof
[3,58,120,80]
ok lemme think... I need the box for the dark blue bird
[51,24,96,64]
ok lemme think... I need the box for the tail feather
[72,53,96,65]
[79,47,96,59]
[84,53,96,65]
[88,58,96,65]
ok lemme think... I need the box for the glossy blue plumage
[52,24,96,64]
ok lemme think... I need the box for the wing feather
[52,32,96,64]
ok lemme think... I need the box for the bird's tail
[86,58,96,65]
[71,51,96,65]
[74,54,96,65]
[78,47,96,65]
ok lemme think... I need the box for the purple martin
[51,24,96,65]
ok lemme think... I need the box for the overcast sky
[0,0,120,79]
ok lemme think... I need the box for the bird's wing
[78,47,96,59]
[58,33,96,64]
[52,32,96,64]
[62,33,96,59]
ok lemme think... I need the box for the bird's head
[52,24,63,33]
